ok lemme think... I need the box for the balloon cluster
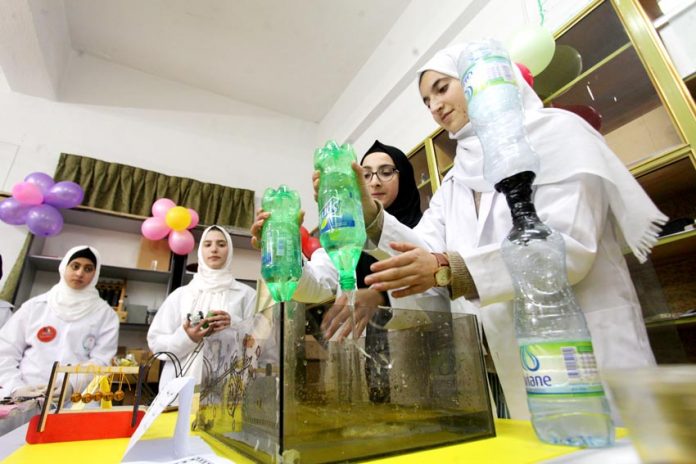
[508,25,556,77]
[300,226,321,259]
[141,198,200,255]
[0,172,84,236]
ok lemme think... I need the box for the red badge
[37,326,57,343]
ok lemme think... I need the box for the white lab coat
[147,284,257,389]
[377,172,656,419]
[0,300,12,329]
[0,293,119,398]
[294,248,450,313]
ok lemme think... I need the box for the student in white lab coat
[356,44,666,419]
[0,246,119,399]
[252,141,449,402]
[148,226,256,390]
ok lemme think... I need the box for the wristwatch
[432,253,452,287]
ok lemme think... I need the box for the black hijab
[68,247,98,267]
[356,141,423,288]
[361,140,422,228]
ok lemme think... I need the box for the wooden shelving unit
[405,0,696,364]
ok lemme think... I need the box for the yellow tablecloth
[2,414,625,463]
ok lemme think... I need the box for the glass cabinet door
[539,1,685,166]
[407,144,434,213]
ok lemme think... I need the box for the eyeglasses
[362,166,399,183]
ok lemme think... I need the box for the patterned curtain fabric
[54,153,255,228]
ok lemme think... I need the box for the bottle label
[519,340,605,397]
[319,197,355,234]
[461,55,516,102]
[262,237,287,265]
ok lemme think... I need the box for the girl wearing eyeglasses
[251,140,448,402]
[357,44,663,420]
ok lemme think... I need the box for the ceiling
[63,0,412,122]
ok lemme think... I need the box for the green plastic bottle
[314,140,367,290]
[260,185,303,302]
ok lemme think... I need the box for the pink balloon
[168,230,195,255]
[141,216,170,240]
[12,182,44,205]
[187,209,199,229]
[152,198,176,218]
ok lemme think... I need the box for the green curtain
[0,233,31,302]
[54,153,255,228]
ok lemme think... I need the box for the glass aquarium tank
[194,298,495,463]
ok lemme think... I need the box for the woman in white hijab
[148,226,257,390]
[0,246,119,399]
[359,43,665,420]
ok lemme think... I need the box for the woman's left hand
[204,310,232,333]
[364,242,438,298]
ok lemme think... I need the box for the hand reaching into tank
[321,288,387,340]
[313,162,380,225]
[364,242,438,297]
[250,208,304,250]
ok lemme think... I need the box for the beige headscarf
[184,225,244,314]
[418,43,667,262]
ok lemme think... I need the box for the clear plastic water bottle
[458,40,614,447]
[313,140,366,291]
[498,172,614,447]
[456,39,539,186]
[260,185,303,302]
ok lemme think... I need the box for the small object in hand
[201,311,216,329]
[187,310,206,327]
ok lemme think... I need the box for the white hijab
[184,226,243,314]
[47,245,110,321]
[418,43,667,262]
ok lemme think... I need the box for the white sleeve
[292,248,338,303]
[241,286,257,320]
[88,307,119,366]
[368,180,450,260]
[0,304,30,397]
[147,290,198,359]
[465,174,607,306]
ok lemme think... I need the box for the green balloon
[508,25,556,76]
[533,45,583,98]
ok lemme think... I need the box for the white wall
[0,51,318,293]
[1,0,538,294]
[319,0,527,154]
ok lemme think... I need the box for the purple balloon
[24,172,55,195]
[26,204,64,237]
[44,181,84,209]
[0,198,32,225]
